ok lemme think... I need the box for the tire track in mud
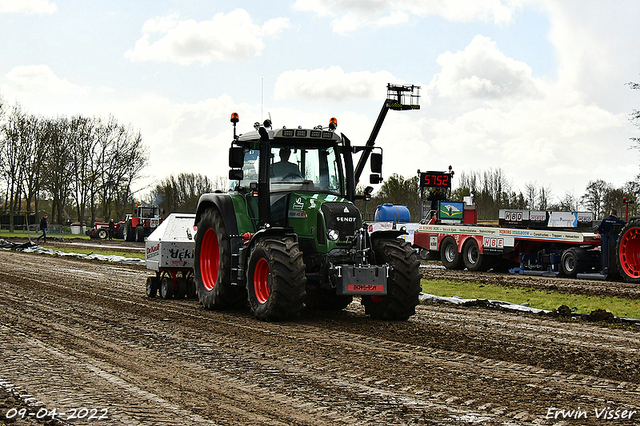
[1,250,640,425]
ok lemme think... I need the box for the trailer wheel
[160,276,174,299]
[247,238,306,321]
[97,229,108,240]
[146,276,159,298]
[616,219,640,283]
[440,237,463,270]
[305,286,352,311]
[361,238,421,321]
[560,248,587,278]
[462,238,489,272]
[194,207,247,309]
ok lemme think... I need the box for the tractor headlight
[327,229,339,241]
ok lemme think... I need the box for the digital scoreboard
[419,171,451,188]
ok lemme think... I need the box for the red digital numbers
[420,172,450,188]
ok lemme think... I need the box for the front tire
[361,238,421,321]
[247,238,306,321]
[97,229,108,240]
[194,207,247,309]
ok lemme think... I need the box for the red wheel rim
[253,258,271,304]
[370,295,383,303]
[619,227,640,278]
[200,228,219,291]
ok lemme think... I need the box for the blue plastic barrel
[374,204,411,223]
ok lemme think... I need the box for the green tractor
[194,84,422,321]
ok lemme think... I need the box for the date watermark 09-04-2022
[5,406,109,421]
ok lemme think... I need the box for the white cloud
[2,65,89,100]
[0,0,56,14]
[274,66,402,101]
[125,9,291,65]
[428,35,543,99]
[294,0,519,33]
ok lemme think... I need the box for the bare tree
[0,104,30,231]
[42,117,75,225]
[151,172,224,213]
[581,179,613,220]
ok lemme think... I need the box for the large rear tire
[247,238,306,321]
[616,219,640,283]
[194,207,247,309]
[440,237,463,270]
[361,238,421,321]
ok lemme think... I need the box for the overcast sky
[1,0,639,205]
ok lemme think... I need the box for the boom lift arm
[353,84,421,183]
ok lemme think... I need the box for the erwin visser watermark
[546,407,637,421]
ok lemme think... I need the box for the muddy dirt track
[1,250,639,425]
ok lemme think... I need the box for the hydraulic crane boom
[354,84,421,182]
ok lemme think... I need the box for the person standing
[597,209,627,273]
[108,219,115,240]
[37,214,48,244]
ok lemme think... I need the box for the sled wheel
[186,274,197,299]
[146,276,159,298]
[175,276,187,299]
[160,276,174,299]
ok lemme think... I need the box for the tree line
[0,101,148,229]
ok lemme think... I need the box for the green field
[422,279,640,319]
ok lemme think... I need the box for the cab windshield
[237,144,342,194]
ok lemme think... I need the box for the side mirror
[229,169,243,181]
[370,153,382,173]
[229,147,244,168]
[370,174,383,184]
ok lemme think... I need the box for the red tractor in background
[86,221,124,240]
[123,205,162,242]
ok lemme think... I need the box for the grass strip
[421,279,640,319]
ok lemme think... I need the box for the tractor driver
[270,147,300,179]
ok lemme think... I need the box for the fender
[195,192,239,236]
